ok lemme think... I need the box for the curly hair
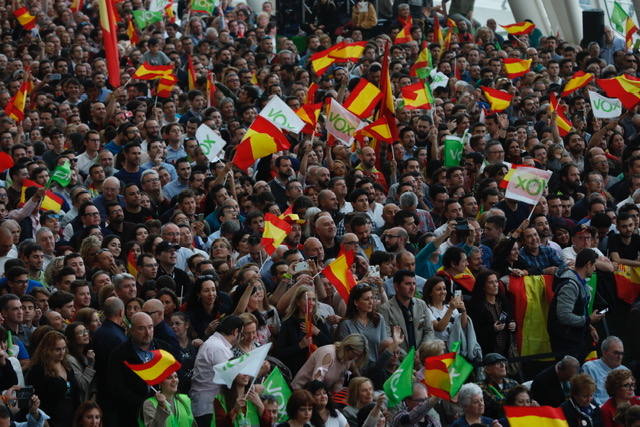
[605,369,634,397]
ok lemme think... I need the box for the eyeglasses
[145,311,161,316]
[622,382,636,389]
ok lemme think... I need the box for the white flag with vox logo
[259,95,305,133]
[195,124,226,162]
[588,90,622,119]
[213,343,271,387]
[326,98,363,146]
[505,167,552,205]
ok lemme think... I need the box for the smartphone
[293,261,310,273]
[47,73,61,81]
[498,312,508,323]
[598,308,609,315]
[16,386,33,410]
[454,290,462,298]
[368,265,380,278]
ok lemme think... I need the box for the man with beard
[141,140,177,181]
[114,142,147,186]
[86,164,106,197]
[609,212,640,267]
[269,155,294,211]
[140,169,171,217]
[531,214,562,254]
[355,146,388,192]
[565,133,586,170]
[413,115,433,148]
[98,149,116,177]
[382,226,409,255]
[552,163,583,202]
[104,202,137,241]
[123,183,155,224]
[105,122,141,155]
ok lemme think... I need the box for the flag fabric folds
[597,74,640,109]
[481,86,513,112]
[508,275,555,356]
[322,250,357,302]
[0,153,14,173]
[561,71,594,97]
[127,19,140,44]
[261,213,292,255]
[124,349,181,385]
[612,1,629,33]
[98,0,121,87]
[19,179,64,212]
[232,116,290,169]
[503,58,532,78]
[206,72,216,106]
[262,367,291,422]
[500,21,535,35]
[132,63,174,80]
[383,347,414,408]
[410,42,433,78]
[49,160,72,187]
[401,82,432,110]
[310,43,344,75]
[5,76,33,123]
[499,164,526,189]
[156,76,177,98]
[328,41,367,61]
[505,167,552,205]
[187,56,197,90]
[132,9,163,29]
[613,265,640,304]
[443,136,463,167]
[127,250,138,277]
[423,348,473,400]
[259,95,306,133]
[296,103,321,135]
[395,22,413,44]
[343,79,382,118]
[70,0,84,13]
[14,7,37,30]
[504,406,569,427]
[213,343,271,387]
[190,0,216,14]
[626,17,638,49]
[549,92,573,137]
[355,116,394,143]
[378,41,399,141]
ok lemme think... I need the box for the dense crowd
[3,0,640,426]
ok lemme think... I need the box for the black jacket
[561,398,601,427]
[530,364,568,407]
[273,317,333,376]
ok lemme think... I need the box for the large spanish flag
[401,82,432,110]
[322,250,357,302]
[124,349,181,385]
[503,58,532,78]
[504,406,569,427]
[14,7,37,30]
[328,41,367,62]
[395,22,413,44]
[561,71,594,97]
[508,275,554,356]
[232,116,290,169]
[5,76,33,122]
[481,86,512,112]
[597,74,640,109]
[310,43,344,76]
[98,0,120,87]
[261,213,292,255]
[344,79,382,118]
[500,21,535,35]
[355,116,394,143]
[19,179,64,213]
[549,92,573,137]
[132,63,174,80]
[613,264,640,304]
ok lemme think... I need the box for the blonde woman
[342,377,375,426]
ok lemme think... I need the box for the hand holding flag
[48,160,72,188]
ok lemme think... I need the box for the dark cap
[483,353,507,366]
[155,241,179,255]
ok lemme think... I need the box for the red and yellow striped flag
[5,75,33,122]
[127,250,138,277]
[127,19,139,44]
[156,75,177,98]
[343,79,382,118]
[395,22,412,44]
[500,21,535,35]
[328,41,367,62]
[410,41,433,78]
[322,250,357,302]
[19,179,64,212]
[187,56,197,90]
[261,213,292,255]
[98,0,120,87]
[433,17,444,48]
[164,0,175,23]
[296,103,321,135]
[306,82,319,104]
[355,116,394,143]
[549,92,573,137]
[597,74,640,109]
[124,349,181,385]
[206,71,216,106]
[232,116,290,169]
[310,43,344,76]
[613,264,640,304]
[70,0,83,13]
[561,71,594,97]
[401,82,432,110]
[481,86,512,112]
[626,16,638,49]
[503,58,532,78]
[14,7,36,30]
[132,63,173,80]
[504,406,569,427]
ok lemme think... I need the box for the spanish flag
[0,153,14,173]
[70,0,83,13]
[549,92,573,137]
[433,17,444,49]
[376,41,399,149]
[127,250,138,277]
[344,79,382,118]
[187,56,197,90]
[561,71,594,97]
[306,82,319,104]
[98,0,120,87]
[504,406,569,427]
[395,22,413,44]
[164,0,176,23]
[423,347,473,400]
[206,71,216,106]
[14,7,36,30]
[296,103,321,135]
[401,81,432,110]
[503,58,532,78]
[508,275,555,357]
[5,75,33,123]
[626,16,638,49]
[232,116,290,169]
[500,21,535,35]
[355,116,394,143]
[132,63,173,80]
[447,17,458,32]
[310,43,344,76]
[410,42,433,78]
[322,249,357,302]
[328,41,367,62]
[156,76,177,98]
[481,86,512,112]
[279,205,304,224]
[613,264,640,304]
[19,179,64,213]
[597,74,640,109]
[261,213,292,255]
[127,19,139,44]
[124,349,181,385]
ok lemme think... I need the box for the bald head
[103,296,124,319]
[303,237,324,261]
[142,299,164,326]
[0,227,12,256]
[130,312,154,347]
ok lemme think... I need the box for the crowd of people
[2,0,640,426]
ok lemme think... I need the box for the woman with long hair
[273,286,333,376]
[185,275,222,339]
[75,308,101,334]
[214,374,265,427]
[64,323,96,402]
[232,280,280,344]
[72,400,103,427]
[27,330,80,426]
[423,276,468,342]
[342,377,374,427]
[140,371,196,426]
[157,288,179,322]
[292,334,368,392]
[210,237,233,266]
[101,235,121,259]
[305,380,348,427]
[169,312,201,394]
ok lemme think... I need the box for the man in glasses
[142,298,179,353]
[582,336,629,405]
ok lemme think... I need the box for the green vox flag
[612,1,629,33]
[383,347,415,408]
[132,9,163,29]
[49,160,72,187]
[587,272,597,314]
[449,342,474,397]
[263,367,292,422]
[191,0,217,14]
[444,136,464,167]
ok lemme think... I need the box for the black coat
[272,317,333,376]
[106,338,176,427]
[530,364,568,407]
[561,398,601,427]
[26,364,80,426]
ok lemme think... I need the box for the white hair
[458,383,483,408]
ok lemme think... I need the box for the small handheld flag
[124,349,181,385]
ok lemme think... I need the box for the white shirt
[561,245,604,264]
[368,202,384,229]
[77,151,98,175]
[190,332,234,417]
